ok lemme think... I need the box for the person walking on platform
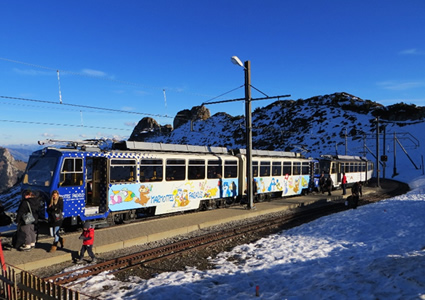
[47,190,64,252]
[15,190,40,251]
[76,222,96,263]
[319,172,326,194]
[341,172,347,195]
[326,176,333,196]
[351,181,363,209]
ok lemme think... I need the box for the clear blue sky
[1,0,424,146]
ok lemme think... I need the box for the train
[21,140,373,228]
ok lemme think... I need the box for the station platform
[1,188,376,272]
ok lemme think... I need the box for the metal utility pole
[345,128,347,155]
[204,56,290,210]
[375,117,380,188]
[244,60,254,209]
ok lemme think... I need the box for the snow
[65,173,425,299]
[2,97,425,299]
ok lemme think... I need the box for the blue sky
[1,0,424,146]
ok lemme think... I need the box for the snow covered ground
[66,173,425,299]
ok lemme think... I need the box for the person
[341,172,347,195]
[319,173,326,194]
[326,176,333,196]
[15,190,40,251]
[76,222,96,263]
[47,190,64,252]
[351,181,363,208]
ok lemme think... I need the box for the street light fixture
[232,55,254,209]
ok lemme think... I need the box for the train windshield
[23,155,58,187]
[319,160,331,174]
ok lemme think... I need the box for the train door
[336,162,342,183]
[86,157,108,213]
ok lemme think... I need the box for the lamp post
[231,56,254,209]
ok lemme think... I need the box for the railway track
[43,179,409,286]
[44,202,346,286]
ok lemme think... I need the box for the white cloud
[377,79,425,90]
[399,48,425,55]
[81,69,108,77]
[40,132,56,137]
[124,121,138,127]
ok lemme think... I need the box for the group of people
[319,173,333,196]
[14,190,96,262]
[319,172,363,208]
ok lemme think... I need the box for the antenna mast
[57,70,63,104]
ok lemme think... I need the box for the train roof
[236,148,304,158]
[320,154,368,161]
[115,141,229,154]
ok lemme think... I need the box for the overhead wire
[0,95,173,118]
[0,119,131,131]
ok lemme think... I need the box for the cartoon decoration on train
[110,187,139,205]
[137,185,151,206]
[255,174,309,196]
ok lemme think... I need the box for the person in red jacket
[76,222,96,263]
[341,172,347,195]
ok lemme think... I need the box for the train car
[236,149,317,201]
[318,154,374,190]
[21,140,241,227]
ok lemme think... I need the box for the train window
[301,162,309,175]
[24,155,57,187]
[140,159,163,182]
[224,160,237,178]
[166,159,185,181]
[110,159,137,183]
[293,162,301,175]
[331,162,336,174]
[188,159,205,180]
[272,161,281,176]
[60,158,84,187]
[207,160,222,179]
[252,161,258,177]
[344,163,350,173]
[283,161,292,176]
[260,161,271,177]
[349,163,354,173]
[319,160,331,174]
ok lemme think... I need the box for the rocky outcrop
[128,117,173,141]
[173,105,211,129]
[0,147,26,193]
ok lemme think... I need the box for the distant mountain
[130,92,425,159]
[0,147,26,194]
[4,144,40,162]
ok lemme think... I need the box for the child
[76,222,96,263]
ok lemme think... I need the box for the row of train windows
[59,157,311,186]
[335,162,370,173]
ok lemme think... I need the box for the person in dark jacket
[76,222,96,263]
[319,173,326,194]
[15,190,40,251]
[47,190,64,252]
[351,181,363,209]
[326,176,333,196]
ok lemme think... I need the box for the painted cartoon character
[293,177,300,193]
[136,185,150,206]
[268,178,277,192]
[110,190,123,205]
